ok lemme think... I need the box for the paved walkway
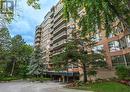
[0,81,92,92]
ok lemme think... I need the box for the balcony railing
[52,39,66,49]
[35,38,41,42]
[53,31,67,42]
[53,18,65,29]
[54,13,63,23]
[53,24,67,35]
[54,3,63,16]
[36,34,41,38]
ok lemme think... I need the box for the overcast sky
[8,0,59,45]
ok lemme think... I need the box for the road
[0,81,92,92]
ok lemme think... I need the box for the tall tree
[63,0,130,36]
[0,28,11,62]
[18,44,33,78]
[8,35,25,76]
[28,47,45,77]
[52,36,105,82]
[5,35,33,77]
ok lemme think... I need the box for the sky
[8,0,59,45]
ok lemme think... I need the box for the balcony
[53,31,67,43]
[52,51,61,56]
[36,29,41,35]
[52,40,66,50]
[35,43,40,46]
[54,3,63,17]
[53,18,66,29]
[35,38,41,42]
[54,13,63,23]
[35,34,41,38]
[53,24,67,35]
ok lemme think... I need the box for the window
[109,41,121,52]
[119,37,127,49]
[93,45,103,53]
[112,55,125,66]
[93,31,102,42]
[126,35,130,47]
[125,53,130,66]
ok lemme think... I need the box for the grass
[0,76,21,82]
[27,77,51,82]
[74,82,130,92]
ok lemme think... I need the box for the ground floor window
[112,54,130,66]
[125,53,130,66]
[112,55,125,66]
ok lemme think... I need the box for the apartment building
[34,1,80,82]
[35,1,130,81]
[95,22,130,67]
[35,26,42,48]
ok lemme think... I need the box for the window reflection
[109,41,121,52]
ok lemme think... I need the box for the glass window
[126,35,130,47]
[109,41,121,52]
[93,31,102,42]
[125,53,130,66]
[112,55,125,66]
[119,37,127,49]
[92,45,103,53]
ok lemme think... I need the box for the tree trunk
[10,60,16,76]
[83,63,87,83]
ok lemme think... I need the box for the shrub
[88,70,97,77]
[115,65,129,80]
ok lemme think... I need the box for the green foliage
[0,0,40,24]
[0,28,11,76]
[27,0,40,9]
[116,65,129,79]
[52,40,80,71]
[74,82,130,92]
[29,77,51,82]
[52,36,105,82]
[88,70,97,77]
[63,0,130,36]
[0,28,11,50]
[2,35,33,77]
[28,47,45,76]
[0,76,21,82]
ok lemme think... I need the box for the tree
[0,0,40,24]
[5,35,33,77]
[27,0,40,9]
[7,35,25,76]
[63,0,130,36]
[18,44,33,78]
[0,28,11,50]
[0,28,11,76]
[28,47,45,77]
[116,65,129,79]
[52,36,105,83]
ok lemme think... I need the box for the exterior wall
[96,25,130,67]
[40,8,54,70]
[88,69,117,81]
[35,26,42,48]
[50,2,67,57]
[34,0,130,81]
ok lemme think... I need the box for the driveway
[0,81,92,92]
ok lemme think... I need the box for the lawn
[74,82,130,92]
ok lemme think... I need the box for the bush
[0,76,20,82]
[115,65,129,80]
[88,70,97,77]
